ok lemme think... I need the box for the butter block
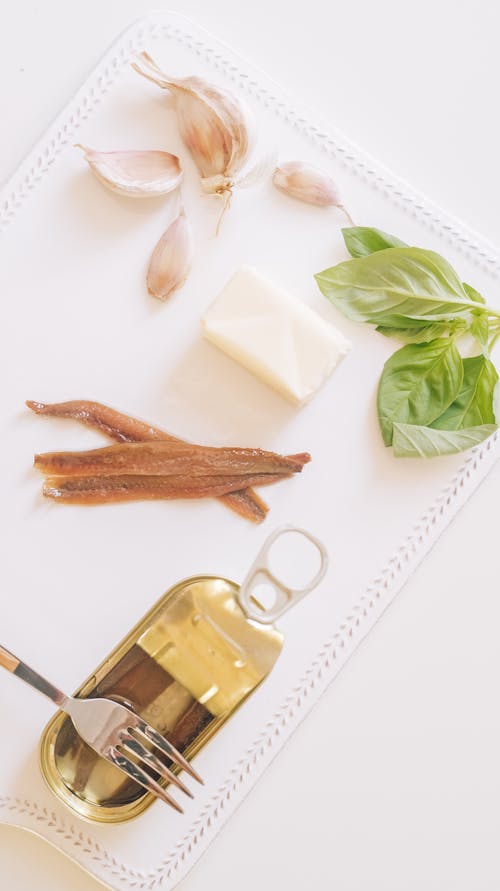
[201,266,351,405]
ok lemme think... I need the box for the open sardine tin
[39,527,327,823]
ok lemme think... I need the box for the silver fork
[0,644,203,813]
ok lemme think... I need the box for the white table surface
[1,2,499,889]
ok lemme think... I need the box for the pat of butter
[201,266,351,405]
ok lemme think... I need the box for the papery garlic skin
[200,174,234,195]
[147,211,194,301]
[77,147,183,197]
[235,153,277,189]
[132,52,254,194]
[273,161,342,207]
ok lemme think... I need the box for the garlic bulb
[147,210,194,301]
[273,161,352,220]
[132,52,254,197]
[77,146,183,197]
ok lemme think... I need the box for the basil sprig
[315,228,500,458]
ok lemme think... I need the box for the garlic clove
[77,146,183,197]
[176,90,232,180]
[147,210,194,301]
[132,52,254,188]
[197,77,254,178]
[273,161,343,208]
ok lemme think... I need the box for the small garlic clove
[77,146,183,197]
[147,210,194,301]
[273,161,343,208]
[132,52,254,187]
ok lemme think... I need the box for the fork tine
[120,732,193,798]
[107,747,184,813]
[134,719,203,785]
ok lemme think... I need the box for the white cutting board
[1,11,500,890]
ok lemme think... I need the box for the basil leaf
[342,227,407,258]
[463,282,485,304]
[375,318,468,344]
[431,355,498,430]
[469,313,490,352]
[393,422,496,458]
[377,339,463,446]
[315,248,478,327]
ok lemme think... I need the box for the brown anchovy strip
[26,400,177,443]
[26,400,269,523]
[34,441,310,478]
[219,486,269,522]
[43,472,294,505]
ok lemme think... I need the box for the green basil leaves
[375,319,468,345]
[377,339,464,446]
[315,247,478,328]
[316,228,500,458]
[392,423,497,458]
[431,355,498,430]
[341,226,407,258]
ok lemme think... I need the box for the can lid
[237,526,328,625]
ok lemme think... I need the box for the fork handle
[0,644,67,706]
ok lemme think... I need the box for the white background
[1,3,499,889]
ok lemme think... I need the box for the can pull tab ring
[237,526,328,625]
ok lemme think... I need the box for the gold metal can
[39,528,328,823]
